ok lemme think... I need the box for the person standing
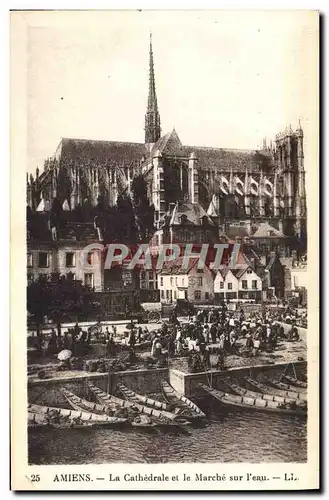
[128,327,136,353]
[219,331,225,350]
[210,323,217,344]
[203,324,210,344]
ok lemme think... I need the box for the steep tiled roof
[55,133,274,176]
[181,145,275,173]
[169,202,215,226]
[151,129,183,156]
[59,138,148,167]
[161,257,200,275]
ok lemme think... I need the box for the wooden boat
[198,384,307,417]
[28,411,117,429]
[61,388,115,415]
[282,375,307,388]
[263,376,306,394]
[61,387,164,431]
[160,380,206,420]
[116,383,171,411]
[28,403,127,425]
[244,377,307,401]
[87,382,189,426]
[223,379,307,409]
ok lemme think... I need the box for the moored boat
[28,403,128,425]
[28,411,119,429]
[60,388,115,415]
[263,376,306,393]
[116,383,170,411]
[282,375,307,388]
[87,382,190,427]
[160,380,206,420]
[244,377,307,401]
[198,384,307,416]
[223,379,307,409]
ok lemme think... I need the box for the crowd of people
[31,303,304,370]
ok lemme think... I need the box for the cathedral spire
[145,33,161,144]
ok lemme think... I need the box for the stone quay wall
[169,361,307,398]
[28,368,169,407]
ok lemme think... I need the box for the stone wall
[171,361,307,398]
[28,368,169,407]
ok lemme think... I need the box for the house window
[205,292,209,300]
[166,290,169,299]
[140,271,146,280]
[84,273,94,288]
[194,290,201,300]
[197,277,203,286]
[161,290,165,299]
[87,252,93,265]
[160,277,163,286]
[174,290,177,299]
[66,252,75,267]
[242,280,248,289]
[27,253,33,268]
[170,277,174,286]
[252,280,258,289]
[220,282,224,289]
[227,282,232,290]
[175,277,178,286]
[197,268,203,273]
[38,252,49,268]
[247,269,253,274]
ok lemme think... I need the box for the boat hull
[282,375,307,388]
[28,403,127,425]
[116,383,170,411]
[199,384,307,417]
[161,380,206,420]
[244,377,307,401]
[87,382,190,428]
[223,379,306,409]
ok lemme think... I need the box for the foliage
[27,273,96,324]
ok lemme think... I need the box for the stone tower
[275,123,307,241]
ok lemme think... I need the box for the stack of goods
[83,358,128,373]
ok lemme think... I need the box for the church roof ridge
[61,137,145,147]
[182,144,259,154]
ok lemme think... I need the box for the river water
[28,407,307,464]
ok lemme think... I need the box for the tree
[27,274,96,325]
[131,175,155,242]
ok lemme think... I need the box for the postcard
[10,9,319,491]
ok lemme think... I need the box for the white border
[4,1,326,498]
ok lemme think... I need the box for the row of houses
[153,253,281,304]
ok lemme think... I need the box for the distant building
[27,34,306,247]
[27,219,138,292]
[158,257,214,304]
[214,265,263,302]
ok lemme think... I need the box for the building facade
[26,34,307,247]
[158,258,214,304]
[214,266,263,302]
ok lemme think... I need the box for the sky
[18,10,318,173]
